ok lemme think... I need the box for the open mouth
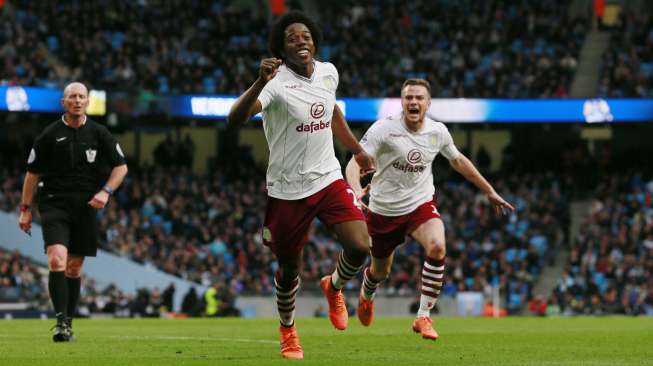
[408,107,420,117]
[297,49,310,57]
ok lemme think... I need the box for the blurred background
[0,0,651,320]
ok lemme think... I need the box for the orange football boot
[279,324,304,359]
[412,316,439,340]
[320,275,348,330]
[357,294,374,327]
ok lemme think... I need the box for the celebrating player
[346,78,514,340]
[228,11,375,359]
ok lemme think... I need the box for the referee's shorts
[38,192,99,257]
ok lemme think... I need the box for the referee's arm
[88,163,127,209]
[18,172,39,233]
[88,127,128,209]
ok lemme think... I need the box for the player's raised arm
[449,154,515,214]
[227,57,282,126]
[332,105,376,175]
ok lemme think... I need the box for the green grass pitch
[1,317,651,365]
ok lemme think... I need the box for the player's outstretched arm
[228,58,282,126]
[449,154,515,215]
[332,105,376,175]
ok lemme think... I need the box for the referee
[18,82,128,342]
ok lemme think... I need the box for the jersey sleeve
[439,124,461,161]
[99,126,127,167]
[359,121,383,157]
[257,78,279,110]
[26,133,48,174]
[330,63,339,89]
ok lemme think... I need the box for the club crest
[86,149,97,163]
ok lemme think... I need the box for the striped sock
[417,257,444,318]
[361,267,382,300]
[275,272,300,327]
[331,251,364,290]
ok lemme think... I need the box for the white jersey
[360,114,461,216]
[258,61,342,200]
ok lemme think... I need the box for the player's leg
[65,255,84,339]
[357,209,408,326]
[275,256,304,359]
[275,256,301,329]
[358,252,394,326]
[263,196,313,359]
[409,217,446,340]
[330,219,369,288]
[65,199,98,339]
[317,180,369,330]
[46,244,71,342]
[319,219,368,330]
[41,197,73,342]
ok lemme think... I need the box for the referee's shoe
[52,313,72,342]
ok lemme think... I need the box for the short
[262,179,365,264]
[366,200,441,258]
[39,192,99,257]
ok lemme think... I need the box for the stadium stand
[0,248,49,306]
[598,11,653,97]
[2,0,587,97]
[549,173,653,315]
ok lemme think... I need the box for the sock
[275,272,299,327]
[417,257,445,318]
[48,271,68,319]
[361,267,382,300]
[66,276,81,320]
[331,251,365,290]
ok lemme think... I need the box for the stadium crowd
[0,248,49,307]
[2,0,586,98]
[548,173,653,316]
[598,11,653,97]
[0,247,209,317]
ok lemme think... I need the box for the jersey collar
[285,61,316,83]
[61,114,87,127]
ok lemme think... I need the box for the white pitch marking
[109,335,277,344]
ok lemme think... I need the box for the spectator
[181,287,200,317]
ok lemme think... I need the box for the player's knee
[371,268,390,281]
[425,240,446,259]
[48,255,66,271]
[65,265,82,278]
[351,232,371,255]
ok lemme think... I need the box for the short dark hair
[401,78,431,96]
[268,11,322,60]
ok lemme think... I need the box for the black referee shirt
[26,116,127,195]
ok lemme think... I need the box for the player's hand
[354,150,376,176]
[355,184,371,212]
[88,190,109,209]
[18,210,32,234]
[258,58,282,83]
[355,184,371,200]
[487,191,515,215]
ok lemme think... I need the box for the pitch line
[109,335,277,344]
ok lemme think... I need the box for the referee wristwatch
[102,185,114,195]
